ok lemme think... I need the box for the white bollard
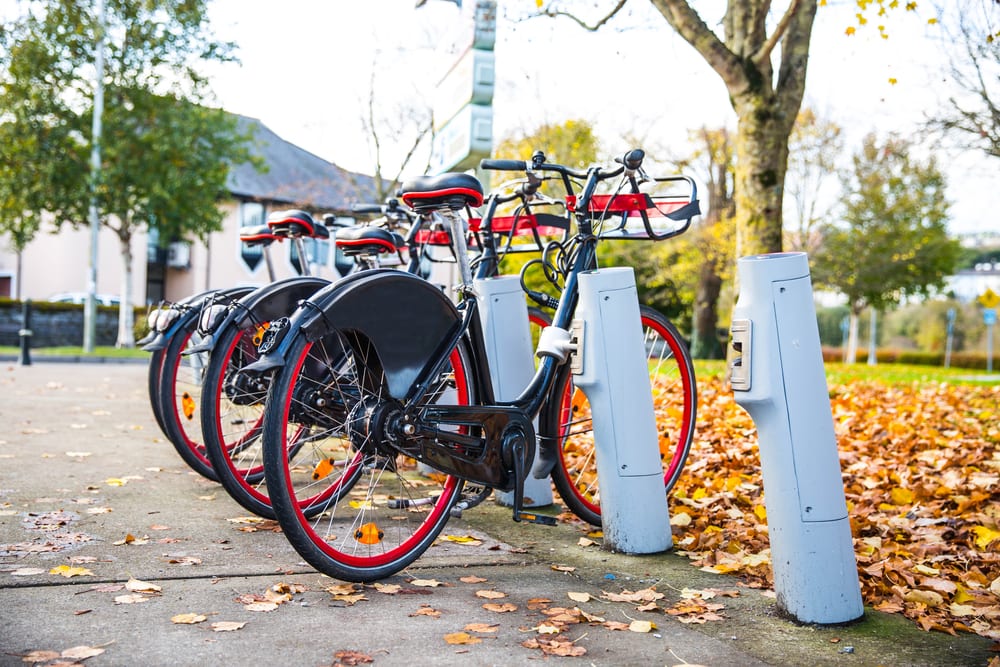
[573,267,672,553]
[475,275,554,508]
[730,252,863,624]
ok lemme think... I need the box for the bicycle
[142,213,332,480]
[254,149,699,581]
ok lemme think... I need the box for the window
[239,201,266,272]
[290,236,330,275]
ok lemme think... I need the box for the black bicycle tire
[201,321,274,517]
[263,330,474,582]
[545,304,696,526]
[157,316,218,482]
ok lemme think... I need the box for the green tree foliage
[811,133,962,362]
[0,0,255,346]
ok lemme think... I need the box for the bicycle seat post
[440,209,474,292]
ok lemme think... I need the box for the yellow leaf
[171,613,207,624]
[442,534,482,545]
[888,77,898,85]
[949,603,977,617]
[444,632,481,645]
[537,623,561,634]
[846,26,856,36]
[972,525,1000,549]
[913,564,939,576]
[628,620,656,633]
[903,589,943,606]
[753,504,767,522]
[49,565,93,578]
[410,578,443,587]
[890,487,913,505]
[105,478,127,487]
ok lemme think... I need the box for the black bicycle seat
[399,173,484,212]
[267,209,316,237]
[335,225,405,255]
[239,224,277,247]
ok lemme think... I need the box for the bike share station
[730,251,863,624]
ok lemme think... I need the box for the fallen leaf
[49,565,92,578]
[125,578,161,593]
[211,621,246,632]
[171,613,207,624]
[443,632,481,645]
[567,591,591,603]
[374,583,401,594]
[475,590,506,600]
[628,620,656,633]
[459,575,487,584]
[331,650,374,665]
[464,623,499,633]
[409,605,441,618]
[410,578,443,588]
[245,602,279,612]
[441,534,483,546]
[114,593,150,604]
[482,602,518,613]
[550,565,576,572]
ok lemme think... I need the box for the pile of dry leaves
[663,376,999,640]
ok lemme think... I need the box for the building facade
[0,116,377,306]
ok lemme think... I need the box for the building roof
[226,115,377,211]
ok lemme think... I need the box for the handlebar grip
[351,204,387,214]
[615,148,645,171]
[479,158,527,171]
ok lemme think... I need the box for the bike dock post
[474,275,554,508]
[729,252,863,624]
[573,267,672,553]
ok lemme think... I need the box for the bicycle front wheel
[262,330,474,582]
[544,305,696,526]
[157,316,218,481]
[201,321,274,517]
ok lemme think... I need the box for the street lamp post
[83,0,106,353]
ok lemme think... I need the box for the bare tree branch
[752,0,802,67]
[540,0,630,31]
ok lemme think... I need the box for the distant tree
[0,0,254,347]
[811,133,961,363]
[784,108,842,255]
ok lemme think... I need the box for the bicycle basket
[566,175,700,241]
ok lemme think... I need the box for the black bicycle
[254,149,699,581]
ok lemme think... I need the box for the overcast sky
[2,0,997,235]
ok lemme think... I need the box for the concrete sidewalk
[0,362,994,666]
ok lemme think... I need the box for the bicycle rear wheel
[543,305,696,526]
[262,330,474,582]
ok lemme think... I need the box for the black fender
[302,271,461,401]
[224,277,330,331]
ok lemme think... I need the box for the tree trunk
[650,0,817,256]
[846,309,860,365]
[691,262,724,358]
[116,232,135,348]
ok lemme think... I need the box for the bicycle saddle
[267,209,317,237]
[399,173,484,211]
[335,225,405,255]
[238,224,277,247]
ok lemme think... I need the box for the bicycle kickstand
[507,433,557,526]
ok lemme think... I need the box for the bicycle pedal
[513,511,558,526]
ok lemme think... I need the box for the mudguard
[221,277,329,332]
[302,271,461,401]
